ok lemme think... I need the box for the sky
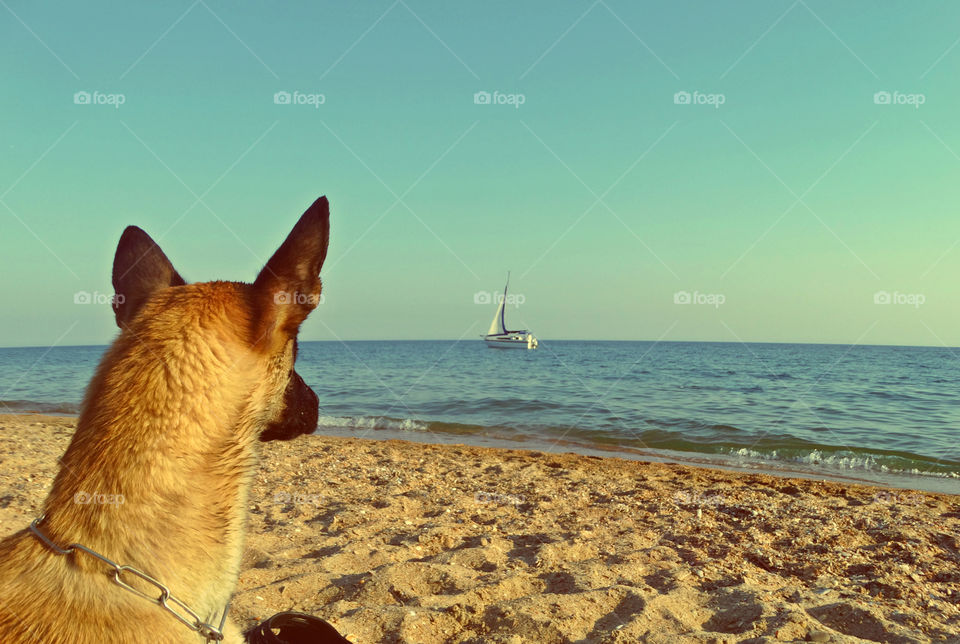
[2,1,960,347]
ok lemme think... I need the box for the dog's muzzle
[259,371,319,442]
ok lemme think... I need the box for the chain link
[29,516,228,642]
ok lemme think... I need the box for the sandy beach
[0,414,957,643]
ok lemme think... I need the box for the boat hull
[484,334,538,349]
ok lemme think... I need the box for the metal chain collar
[28,515,229,642]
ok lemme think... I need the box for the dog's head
[109,197,329,442]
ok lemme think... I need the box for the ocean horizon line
[1,338,958,350]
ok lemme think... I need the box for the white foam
[315,415,428,432]
[727,447,958,478]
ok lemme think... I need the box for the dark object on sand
[245,611,352,643]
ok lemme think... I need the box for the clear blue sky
[3,1,960,347]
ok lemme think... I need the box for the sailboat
[483,274,539,349]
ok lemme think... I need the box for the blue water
[1,341,958,493]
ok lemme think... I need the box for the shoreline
[4,411,956,495]
[0,414,958,641]
[313,424,960,496]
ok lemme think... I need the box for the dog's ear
[253,196,330,337]
[112,226,186,328]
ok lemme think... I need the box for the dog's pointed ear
[112,226,186,328]
[254,196,330,336]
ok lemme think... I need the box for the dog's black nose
[260,372,318,442]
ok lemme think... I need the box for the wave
[4,401,954,483]
[725,447,959,479]
[416,397,569,415]
[312,414,959,481]
[316,415,429,432]
[866,390,924,401]
[0,399,80,415]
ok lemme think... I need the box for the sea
[0,341,958,494]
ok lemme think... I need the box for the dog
[0,197,330,643]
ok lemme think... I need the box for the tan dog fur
[0,197,330,643]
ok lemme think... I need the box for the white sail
[487,296,506,335]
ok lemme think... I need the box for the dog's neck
[39,332,265,611]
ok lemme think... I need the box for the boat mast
[500,271,510,334]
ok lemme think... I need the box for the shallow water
[1,340,958,493]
